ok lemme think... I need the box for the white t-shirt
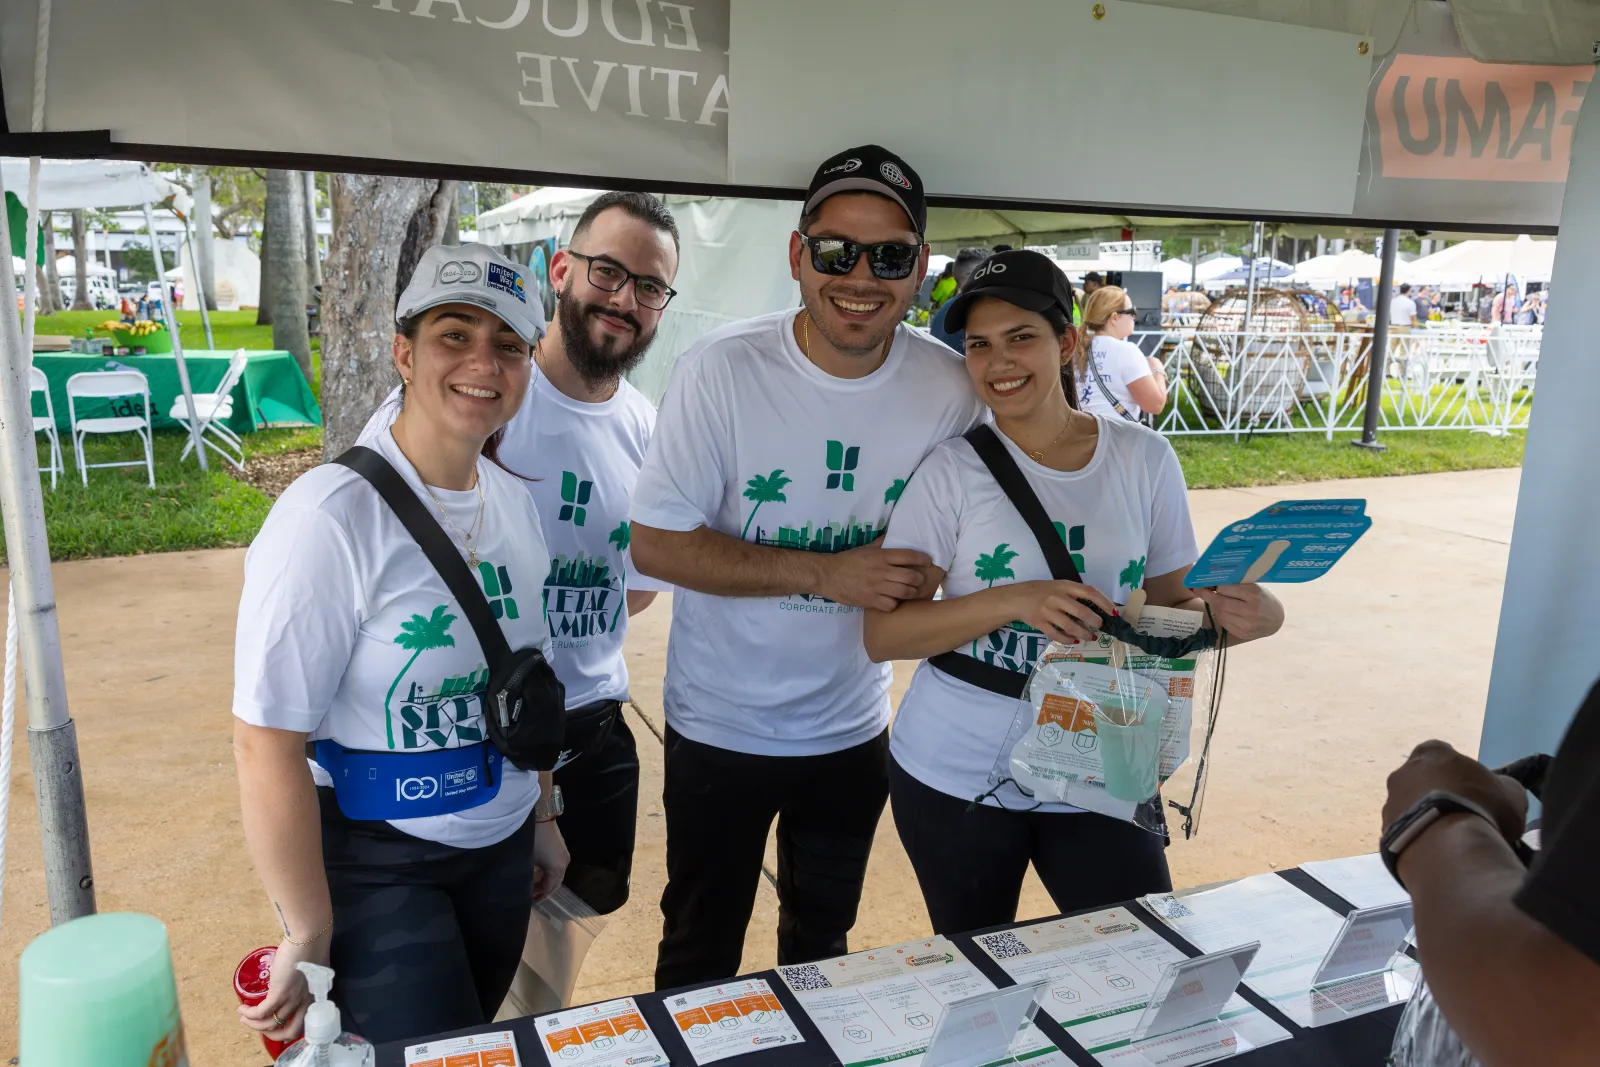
[1078,335,1154,418]
[232,428,552,848]
[1389,294,1418,327]
[631,309,986,757]
[883,417,1199,809]
[360,375,670,710]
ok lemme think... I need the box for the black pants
[319,788,535,1044]
[888,756,1171,935]
[554,706,639,915]
[655,726,891,990]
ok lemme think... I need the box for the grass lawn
[1173,428,1526,489]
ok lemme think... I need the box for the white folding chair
[169,348,248,470]
[30,366,63,490]
[65,370,155,488]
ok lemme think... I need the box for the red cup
[235,945,293,1060]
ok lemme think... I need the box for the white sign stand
[1311,901,1414,988]
[921,982,1046,1067]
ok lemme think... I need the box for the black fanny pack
[336,446,567,772]
[555,699,623,772]
[928,425,1218,698]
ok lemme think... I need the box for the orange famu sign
[1038,693,1097,733]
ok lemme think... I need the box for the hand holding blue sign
[1185,500,1372,588]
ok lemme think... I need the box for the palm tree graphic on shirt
[607,521,632,631]
[972,543,1020,657]
[884,479,907,505]
[384,605,457,750]
[740,469,792,540]
[1119,556,1146,595]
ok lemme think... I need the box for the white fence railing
[1133,323,1539,438]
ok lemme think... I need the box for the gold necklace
[423,473,486,567]
[1023,412,1075,462]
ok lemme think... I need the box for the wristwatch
[1379,789,1498,888]
[534,785,564,822]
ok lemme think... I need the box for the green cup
[20,912,187,1067]
[1093,694,1166,802]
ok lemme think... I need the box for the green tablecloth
[31,349,321,434]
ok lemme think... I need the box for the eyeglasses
[798,235,922,280]
[569,252,677,310]
[1114,308,1138,318]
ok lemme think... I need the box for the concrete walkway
[0,467,1518,1064]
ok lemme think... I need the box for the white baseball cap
[396,243,545,344]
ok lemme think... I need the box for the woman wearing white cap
[864,250,1284,933]
[232,244,568,1045]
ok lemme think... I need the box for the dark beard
[557,291,658,389]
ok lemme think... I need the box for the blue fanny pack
[312,739,503,821]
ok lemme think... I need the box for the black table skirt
[376,869,1406,1067]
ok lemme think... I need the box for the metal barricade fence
[1131,325,1537,438]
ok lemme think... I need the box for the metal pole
[1354,226,1400,451]
[180,215,214,348]
[0,167,96,924]
[142,202,208,471]
[1244,221,1263,331]
[1190,236,1198,292]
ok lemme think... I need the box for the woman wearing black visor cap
[864,249,1285,932]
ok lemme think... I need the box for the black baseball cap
[942,249,1077,332]
[803,144,927,237]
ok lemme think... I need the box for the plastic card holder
[921,981,1046,1067]
[1130,943,1260,1043]
[1311,902,1414,988]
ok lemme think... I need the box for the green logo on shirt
[1052,521,1087,573]
[975,543,1019,587]
[826,440,860,491]
[559,471,593,526]
[885,479,907,504]
[543,551,619,646]
[382,559,514,750]
[741,469,792,540]
[1119,556,1146,594]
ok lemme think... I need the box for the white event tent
[1288,248,1388,288]
[2,0,1600,927]
[1402,235,1557,290]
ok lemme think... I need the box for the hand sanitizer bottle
[274,962,375,1066]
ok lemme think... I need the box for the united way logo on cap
[437,260,482,285]
[486,262,527,303]
[879,161,912,189]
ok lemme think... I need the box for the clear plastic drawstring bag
[499,886,610,1019]
[1387,975,1480,1067]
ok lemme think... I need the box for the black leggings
[319,788,535,1044]
[888,756,1171,935]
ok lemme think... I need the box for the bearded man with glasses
[631,145,985,988]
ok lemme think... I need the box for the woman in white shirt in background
[1075,285,1169,422]
[232,245,568,1047]
[865,251,1283,935]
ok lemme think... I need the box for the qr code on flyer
[1144,895,1195,921]
[781,964,833,991]
[976,931,1032,960]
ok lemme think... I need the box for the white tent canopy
[166,238,260,311]
[1402,235,1557,289]
[0,158,174,210]
[51,254,114,277]
[1288,249,1387,287]
[481,187,799,402]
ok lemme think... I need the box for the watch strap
[1379,789,1499,890]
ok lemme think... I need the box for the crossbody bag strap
[927,424,1081,697]
[1086,345,1140,423]
[334,446,513,667]
[963,424,1083,582]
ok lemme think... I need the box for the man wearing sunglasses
[631,145,986,989]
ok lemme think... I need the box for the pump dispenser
[274,962,374,1066]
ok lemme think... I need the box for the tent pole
[181,214,215,348]
[0,166,96,924]
[1353,227,1399,452]
[1190,237,1198,291]
[142,202,208,470]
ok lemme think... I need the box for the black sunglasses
[798,234,921,280]
[1114,307,1138,317]
[569,251,677,310]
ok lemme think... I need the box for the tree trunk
[256,208,272,326]
[265,169,312,378]
[194,172,217,310]
[443,187,460,246]
[302,170,323,287]
[394,179,459,306]
[69,209,91,310]
[322,175,438,460]
[39,212,61,315]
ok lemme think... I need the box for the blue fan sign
[1184,499,1372,587]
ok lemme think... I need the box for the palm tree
[974,543,1019,588]
[740,469,792,540]
[608,521,631,630]
[1118,556,1146,594]
[385,605,457,750]
[884,479,907,505]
